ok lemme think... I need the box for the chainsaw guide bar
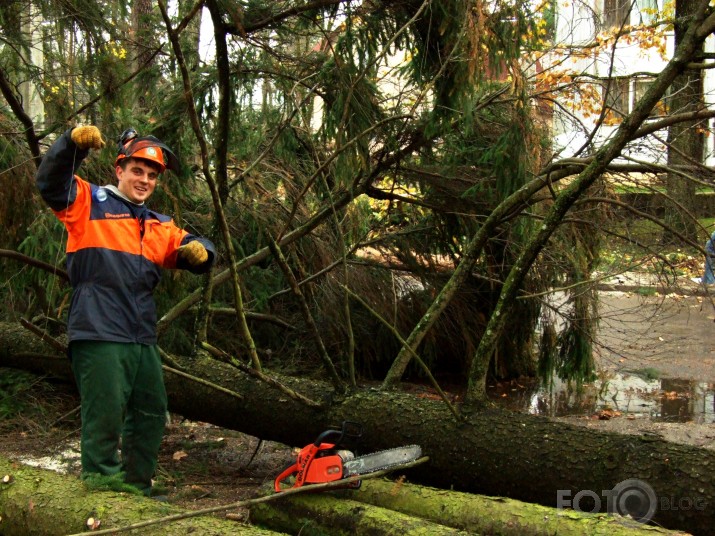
[343,445,422,476]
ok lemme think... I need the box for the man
[36,125,215,495]
[705,230,715,284]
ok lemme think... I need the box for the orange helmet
[115,128,179,173]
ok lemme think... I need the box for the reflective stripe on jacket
[36,129,215,344]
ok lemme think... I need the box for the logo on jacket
[105,212,131,219]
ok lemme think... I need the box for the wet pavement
[492,289,715,424]
[597,290,715,382]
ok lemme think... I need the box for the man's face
[116,159,160,203]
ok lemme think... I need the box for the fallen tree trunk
[0,321,713,535]
[342,478,688,535]
[0,455,281,536]
[251,492,468,535]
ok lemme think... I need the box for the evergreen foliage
[2,0,704,396]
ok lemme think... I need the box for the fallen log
[342,478,688,535]
[0,455,280,536]
[250,491,469,535]
[0,321,713,535]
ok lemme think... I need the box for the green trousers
[70,341,167,495]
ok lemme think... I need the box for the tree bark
[664,0,705,246]
[0,455,279,536]
[344,479,687,535]
[0,322,713,535]
[251,492,468,535]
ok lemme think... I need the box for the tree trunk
[344,479,687,536]
[663,0,704,245]
[0,455,279,536]
[0,322,713,535]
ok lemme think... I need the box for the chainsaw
[274,421,422,492]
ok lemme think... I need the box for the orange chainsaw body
[275,441,360,491]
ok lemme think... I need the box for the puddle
[489,373,715,424]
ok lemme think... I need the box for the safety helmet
[115,128,180,173]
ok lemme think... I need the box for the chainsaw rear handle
[312,421,362,447]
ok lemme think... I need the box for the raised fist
[71,125,105,150]
[177,241,209,266]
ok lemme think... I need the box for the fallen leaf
[173,450,188,461]
[596,409,621,420]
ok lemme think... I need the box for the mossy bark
[344,478,688,536]
[0,321,713,535]
[251,492,469,535]
[0,456,281,535]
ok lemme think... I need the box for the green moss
[82,472,143,495]
[635,287,657,296]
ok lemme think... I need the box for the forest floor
[2,272,715,520]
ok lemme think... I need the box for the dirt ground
[2,279,715,518]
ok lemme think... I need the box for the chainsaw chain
[343,444,422,476]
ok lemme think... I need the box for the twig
[157,347,185,370]
[19,318,68,353]
[161,364,243,400]
[67,456,429,535]
[339,284,463,422]
[51,405,80,426]
[268,237,345,391]
[13,352,67,361]
[0,249,69,280]
[205,307,295,330]
[201,342,323,408]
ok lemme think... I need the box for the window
[603,78,630,117]
[633,79,651,106]
[634,78,666,116]
[601,77,664,124]
[633,0,658,25]
[603,0,631,28]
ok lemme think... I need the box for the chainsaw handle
[274,462,299,492]
[312,421,362,447]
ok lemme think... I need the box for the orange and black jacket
[36,129,215,345]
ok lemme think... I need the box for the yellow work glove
[177,241,208,266]
[71,125,105,150]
